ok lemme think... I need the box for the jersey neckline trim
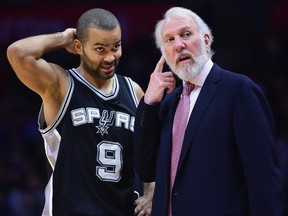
[69,68,119,101]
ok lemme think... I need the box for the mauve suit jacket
[134,63,284,216]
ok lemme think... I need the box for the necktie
[169,82,194,216]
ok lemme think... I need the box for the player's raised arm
[6,28,76,98]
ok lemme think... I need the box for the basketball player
[7,8,154,216]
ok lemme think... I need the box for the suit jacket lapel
[177,64,222,174]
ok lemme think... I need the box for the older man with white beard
[133,6,284,216]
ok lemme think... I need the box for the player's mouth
[100,64,115,73]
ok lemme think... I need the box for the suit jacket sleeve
[233,79,284,215]
[134,97,161,182]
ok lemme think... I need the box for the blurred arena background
[0,0,287,215]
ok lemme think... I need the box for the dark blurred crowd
[0,0,287,215]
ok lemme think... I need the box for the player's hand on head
[62,28,77,55]
[144,55,176,105]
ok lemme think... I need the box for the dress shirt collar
[183,58,213,87]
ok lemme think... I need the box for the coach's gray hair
[76,8,119,43]
[154,7,214,56]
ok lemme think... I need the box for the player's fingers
[134,202,143,215]
[137,207,151,216]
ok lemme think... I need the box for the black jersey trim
[69,68,119,101]
[38,73,74,135]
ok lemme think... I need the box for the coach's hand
[144,56,176,105]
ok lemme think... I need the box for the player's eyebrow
[93,39,121,47]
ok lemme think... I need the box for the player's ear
[74,39,83,55]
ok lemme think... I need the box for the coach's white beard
[166,45,209,82]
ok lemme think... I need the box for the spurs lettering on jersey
[71,107,135,135]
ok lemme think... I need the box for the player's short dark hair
[76,8,119,42]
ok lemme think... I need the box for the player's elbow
[7,43,25,64]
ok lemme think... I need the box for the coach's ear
[204,34,211,51]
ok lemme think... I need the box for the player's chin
[101,70,115,79]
